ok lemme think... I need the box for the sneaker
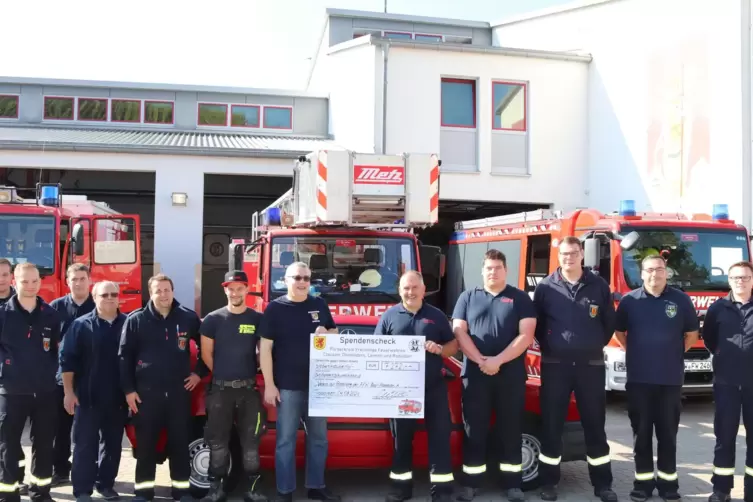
[708,492,731,502]
[596,488,618,502]
[629,490,648,502]
[307,488,341,501]
[76,496,93,502]
[506,488,525,501]
[96,488,120,500]
[540,485,557,501]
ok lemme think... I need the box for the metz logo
[354,166,405,185]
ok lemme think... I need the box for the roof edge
[368,36,592,62]
[325,7,490,29]
[491,0,621,27]
[0,76,329,99]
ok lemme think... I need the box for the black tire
[520,416,543,492]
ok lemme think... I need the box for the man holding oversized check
[258,261,340,502]
[371,271,458,502]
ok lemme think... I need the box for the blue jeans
[275,389,328,494]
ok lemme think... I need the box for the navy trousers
[71,403,127,498]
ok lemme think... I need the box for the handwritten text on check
[308,333,426,419]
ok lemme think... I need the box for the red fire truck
[445,201,752,399]
[0,183,143,310]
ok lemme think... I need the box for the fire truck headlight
[0,190,12,203]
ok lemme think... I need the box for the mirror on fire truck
[229,241,243,271]
[71,223,84,256]
[619,231,640,251]
[419,245,443,295]
[583,238,600,270]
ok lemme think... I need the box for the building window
[231,105,260,128]
[144,101,174,124]
[111,100,141,123]
[198,103,228,126]
[263,106,293,129]
[44,97,74,120]
[385,31,412,40]
[78,98,108,121]
[441,79,476,128]
[415,34,442,42]
[492,81,527,131]
[0,96,18,119]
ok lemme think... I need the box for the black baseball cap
[222,270,248,286]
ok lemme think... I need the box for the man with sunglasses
[259,261,340,502]
[59,281,127,502]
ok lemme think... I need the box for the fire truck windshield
[620,226,750,291]
[0,214,55,275]
[269,235,417,300]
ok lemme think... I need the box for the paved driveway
[22,395,743,501]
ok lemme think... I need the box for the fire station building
[0,0,750,313]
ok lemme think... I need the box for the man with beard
[0,262,63,502]
[200,271,267,502]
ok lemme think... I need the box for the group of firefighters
[0,235,750,502]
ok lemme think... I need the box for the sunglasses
[99,292,119,298]
[287,275,311,282]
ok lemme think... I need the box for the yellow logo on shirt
[238,324,256,335]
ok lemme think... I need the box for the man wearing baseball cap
[200,271,268,502]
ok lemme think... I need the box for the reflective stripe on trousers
[389,471,454,483]
[462,465,486,475]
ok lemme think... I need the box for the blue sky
[1,0,572,90]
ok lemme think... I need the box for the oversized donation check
[308,333,426,419]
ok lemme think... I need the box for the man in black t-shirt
[200,271,268,502]
[259,261,340,502]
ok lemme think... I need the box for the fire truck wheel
[188,437,233,498]
[520,420,543,491]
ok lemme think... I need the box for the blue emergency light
[262,207,282,226]
[40,185,60,207]
[618,199,636,217]
[712,203,730,221]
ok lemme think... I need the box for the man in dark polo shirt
[533,236,617,502]
[452,249,537,502]
[614,254,699,502]
[200,271,268,502]
[702,261,753,502]
[374,270,458,502]
[259,261,340,502]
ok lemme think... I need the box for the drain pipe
[742,0,752,229]
[380,43,389,154]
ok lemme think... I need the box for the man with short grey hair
[60,280,127,502]
[259,261,340,502]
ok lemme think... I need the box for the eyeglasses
[287,275,311,282]
[730,276,753,283]
[642,267,666,274]
[99,292,119,298]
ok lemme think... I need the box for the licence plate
[684,360,712,372]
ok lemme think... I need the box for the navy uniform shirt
[258,295,336,392]
[51,293,96,338]
[374,302,454,387]
[452,285,536,377]
[59,310,127,407]
[615,286,699,386]
[533,268,615,362]
[0,287,16,307]
[0,295,63,395]
[702,292,753,386]
[200,306,262,381]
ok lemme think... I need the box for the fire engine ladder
[250,188,295,241]
[454,209,562,230]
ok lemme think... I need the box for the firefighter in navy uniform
[614,255,699,502]
[374,271,458,502]
[199,271,268,502]
[119,274,208,502]
[49,263,95,487]
[452,249,537,502]
[533,236,617,502]
[0,262,63,502]
[702,261,753,502]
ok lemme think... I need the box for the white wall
[308,36,382,153]
[384,46,589,209]
[494,0,749,224]
[0,149,292,310]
